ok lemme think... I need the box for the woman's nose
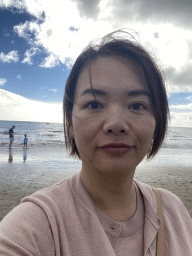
[103,108,129,135]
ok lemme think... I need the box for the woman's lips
[99,143,133,155]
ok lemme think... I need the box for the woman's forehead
[75,56,148,95]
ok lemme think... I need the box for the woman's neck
[80,166,137,222]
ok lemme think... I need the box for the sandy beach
[0,145,192,221]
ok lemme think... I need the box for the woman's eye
[129,103,146,111]
[85,101,103,110]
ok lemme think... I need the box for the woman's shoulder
[134,179,183,202]
[20,174,79,209]
[0,201,55,255]
[134,179,192,222]
[0,176,72,232]
[0,174,79,254]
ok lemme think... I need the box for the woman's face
[71,56,156,176]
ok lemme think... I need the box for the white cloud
[0,50,19,63]
[103,0,192,30]
[5,0,191,91]
[164,61,192,93]
[0,78,7,86]
[2,0,192,109]
[71,0,101,21]
[0,0,44,18]
[39,53,60,68]
[22,47,40,65]
[185,95,192,102]
[168,85,192,94]
[49,89,58,93]
[170,112,192,127]
[0,89,62,123]
[21,0,44,19]
[170,103,192,110]
[0,0,23,9]
[11,0,111,68]
[169,103,192,127]
[14,20,41,42]
[16,74,22,80]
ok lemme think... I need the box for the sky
[1,0,192,126]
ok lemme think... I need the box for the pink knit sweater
[0,173,192,255]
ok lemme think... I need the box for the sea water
[0,120,65,147]
[0,120,192,166]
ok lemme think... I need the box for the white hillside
[0,89,62,123]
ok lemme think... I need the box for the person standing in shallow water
[9,125,15,149]
[0,30,192,255]
[23,134,28,149]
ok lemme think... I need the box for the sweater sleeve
[159,188,192,255]
[0,202,55,256]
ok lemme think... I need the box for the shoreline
[0,146,192,220]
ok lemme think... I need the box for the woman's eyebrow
[81,88,106,97]
[81,88,150,98]
[128,90,150,97]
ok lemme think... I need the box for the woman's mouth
[100,143,133,155]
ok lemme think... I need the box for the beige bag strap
[152,188,165,256]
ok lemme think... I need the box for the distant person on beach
[8,125,15,149]
[1,30,192,255]
[23,134,28,149]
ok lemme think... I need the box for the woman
[0,31,192,255]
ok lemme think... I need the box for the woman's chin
[93,161,137,177]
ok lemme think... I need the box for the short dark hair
[63,30,169,159]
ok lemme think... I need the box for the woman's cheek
[135,117,155,141]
